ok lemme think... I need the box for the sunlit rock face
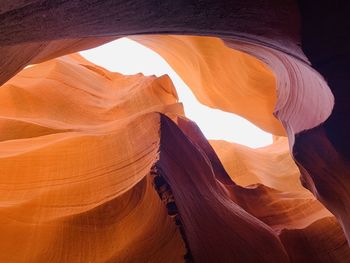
[0,55,186,262]
[1,1,350,262]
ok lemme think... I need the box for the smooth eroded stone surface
[131,35,284,135]
[1,1,350,261]
[0,55,186,262]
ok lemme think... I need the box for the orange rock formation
[1,1,350,262]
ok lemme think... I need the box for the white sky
[80,38,272,148]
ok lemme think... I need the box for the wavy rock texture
[0,55,187,262]
[211,138,350,262]
[1,0,350,262]
[130,35,284,135]
[0,54,349,262]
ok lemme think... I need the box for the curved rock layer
[0,56,186,262]
[130,35,284,135]
[1,0,350,262]
[0,55,349,262]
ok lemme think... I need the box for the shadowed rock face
[1,1,350,262]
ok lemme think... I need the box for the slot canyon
[0,1,350,262]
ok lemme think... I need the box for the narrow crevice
[150,164,193,262]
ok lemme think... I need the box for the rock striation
[1,1,350,262]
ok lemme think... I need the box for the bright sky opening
[80,37,273,148]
